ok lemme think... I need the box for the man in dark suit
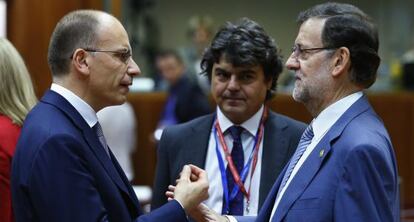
[155,50,211,124]
[151,18,306,218]
[192,2,400,222]
[11,10,209,222]
[153,50,211,140]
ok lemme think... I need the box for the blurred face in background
[156,55,185,85]
[193,25,211,46]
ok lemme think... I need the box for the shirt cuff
[225,215,238,222]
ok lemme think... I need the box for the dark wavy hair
[298,2,380,88]
[200,18,283,100]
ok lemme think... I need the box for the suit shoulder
[342,111,390,142]
[163,114,214,135]
[342,115,389,143]
[335,112,393,162]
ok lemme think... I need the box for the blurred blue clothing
[159,75,211,127]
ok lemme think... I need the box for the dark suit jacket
[151,111,306,212]
[11,90,187,222]
[168,75,211,124]
[238,95,400,222]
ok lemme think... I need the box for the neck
[54,76,101,112]
[306,85,360,117]
[221,105,265,125]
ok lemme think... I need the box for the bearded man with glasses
[187,2,399,222]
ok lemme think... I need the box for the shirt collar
[50,83,98,128]
[216,105,264,136]
[312,91,363,140]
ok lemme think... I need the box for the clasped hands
[166,164,229,222]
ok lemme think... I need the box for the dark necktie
[224,125,244,215]
[93,122,110,158]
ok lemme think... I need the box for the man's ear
[332,47,351,77]
[71,48,90,76]
[266,77,273,90]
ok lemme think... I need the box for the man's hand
[172,165,209,212]
[188,203,230,222]
[167,188,229,222]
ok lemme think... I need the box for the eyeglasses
[291,45,337,60]
[83,48,132,64]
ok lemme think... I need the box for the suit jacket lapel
[41,90,137,207]
[259,112,289,208]
[272,95,371,221]
[272,139,332,221]
[256,166,286,222]
[109,150,141,209]
[184,114,215,168]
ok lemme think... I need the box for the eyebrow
[214,67,230,73]
[214,67,256,76]
[239,69,255,75]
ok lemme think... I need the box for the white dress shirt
[269,91,363,220]
[204,105,265,216]
[50,83,98,128]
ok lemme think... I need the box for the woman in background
[0,38,37,222]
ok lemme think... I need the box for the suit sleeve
[334,144,399,222]
[28,134,188,222]
[28,135,110,222]
[136,200,187,222]
[151,128,173,210]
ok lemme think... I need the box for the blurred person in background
[153,49,211,140]
[401,37,414,90]
[179,15,215,93]
[0,37,37,222]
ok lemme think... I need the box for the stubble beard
[292,80,311,104]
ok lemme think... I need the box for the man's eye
[216,72,228,78]
[118,51,131,62]
[121,53,129,60]
[241,74,254,80]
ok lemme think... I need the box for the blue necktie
[224,126,244,215]
[277,123,314,198]
[93,122,110,158]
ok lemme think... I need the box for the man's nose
[227,75,240,90]
[285,54,300,71]
[128,58,141,76]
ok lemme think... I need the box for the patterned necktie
[224,125,244,215]
[93,122,110,158]
[277,123,314,196]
